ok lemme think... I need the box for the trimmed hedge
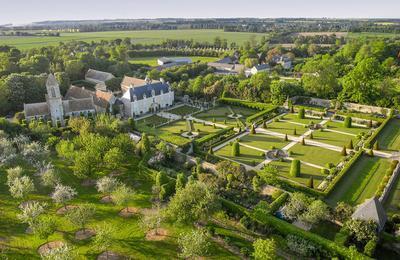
[364,109,393,149]
[267,192,289,214]
[219,97,274,111]
[376,160,399,197]
[195,126,235,147]
[220,198,368,259]
[324,150,363,196]
[246,107,279,124]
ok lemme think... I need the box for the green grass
[268,159,326,186]
[167,105,200,116]
[326,155,391,206]
[195,105,257,128]
[281,113,323,125]
[0,29,268,50]
[239,133,290,150]
[136,114,169,127]
[325,121,368,136]
[376,118,400,152]
[289,143,344,167]
[129,56,218,66]
[384,172,400,215]
[215,143,265,167]
[0,156,236,259]
[311,129,357,148]
[347,32,400,39]
[265,121,308,136]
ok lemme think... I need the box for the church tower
[46,74,64,126]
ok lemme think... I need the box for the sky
[0,0,399,25]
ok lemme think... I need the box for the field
[268,159,326,186]
[167,105,200,116]
[347,32,400,39]
[264,121,309,136]
[311,129,357,148]
[375,118,400,152]
[0,29,267,50]
[281,113,322,125]
[215,143,265,167]
[288,143,343,168]
[195,105,257,128]
[129,56,218,66]
[0,157,235,259]
[325,121,368,135]
[136,114,169,127]
[326,155,391,206]
[239,134,290,150]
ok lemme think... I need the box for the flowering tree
[110,184,133,206]
[40,244,76,260]
[51,184,77,208]
[9,176,35,200]
[17,201,47,229]
[96,176,120,196]
[178,229,210,259]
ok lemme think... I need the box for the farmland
[129,56,219,66]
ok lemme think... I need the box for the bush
[367,149,374,157]
[347,139,354,149]
[363,238,377,257]
[268,192,289,214]
[290,160,300,177]
[344,116,352,128]
[232,141,240,156]
[298,108,305,119]
[341,146,347,156]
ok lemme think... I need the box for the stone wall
[379,162,400,203]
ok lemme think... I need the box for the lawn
[384,173,400,214]
[281,113,323,126]
[194,105,257,128]
[0,29,268,50]
[326,155,391,206]
[0,157,236,259]
[136,114,169,127]
[267,159,326,187]
[376,118,400,152]
[265,121,309,136]
[311,129,357,148]
[129,56,218,66]
[167,105,200,116]
[288,143,343,167]
[138,119,222,146]
[215,143,265,167]
[325,121,368,136]
[239,133,290,150]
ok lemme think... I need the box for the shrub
[284,134,288,141]
[298,108,305,119]
[290,160,300,177]
[250,125,256,134]
[367,149,374,157]
[373,141,379,150]
[307,177,314,189]
[363,238,377,257]
[268,192,289,214]
[232,141,240,156]
[347,139,354,149]
[293,128,297,135]
[301,138,306,145]
[341,146,347,156]
[344,116,352,128]
[321,168,329,175]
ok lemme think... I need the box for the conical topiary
[301,138,306,145]
[307,176,314,189]
[341,146,347,156]
[348,139,354,149]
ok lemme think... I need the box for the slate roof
[128,82,170,101]
[253,64,270,71]
[352,197,387,231]
[85,69,114,83]
[24,102,50,117]
[63,98,95,113]
[121,76,147,88]
[65,85,92,100]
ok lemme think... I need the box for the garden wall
[379,162,400,203]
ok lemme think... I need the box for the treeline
[0,31,60,37]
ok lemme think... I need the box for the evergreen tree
[341,146,347,156]
[348,139,354,149]
[301,138,306,145]
[250,125,256,134]
[373,141,379,150]
[298,107,305,119]
[232,141,240,156]
[284,134,288,141]
[290,160,300,177]
[293,128,297,135]
[344,116,352,128]
[307,177,314,189]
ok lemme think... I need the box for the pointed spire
[46,74,59,87]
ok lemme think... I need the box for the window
[51,87,56,98]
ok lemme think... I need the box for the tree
[111,184,133,206]
[73,149,100,179]
[341,146,347,156]
[250,124,256,134]
[253,238,277,260]
[290,160,300,178]
[348,139,354,149]
[51,184,77,208]
[178,229,210,259]
[175,173,186,191]
[232,141,240,156]
[307,177,314,189]
[9,176,35,200]
[139,133,151,155]
[283,192,310,220]
[41,168,60,188]
[165,182,218,224]
[17,201,47,229]
[65,204,96,230]
[6,166,23,186]
[298,107,305,119]
[140,205,163,235]
[334,202,353,223]
[344,116,352,128]
[93,222,115,252]
[299,200,329,226]
[64,60,84,81]
[345,219,377,243]
[104,147,124,171]
[32,216,57,241]
[96,176,120,196]
[40,244,76,260]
